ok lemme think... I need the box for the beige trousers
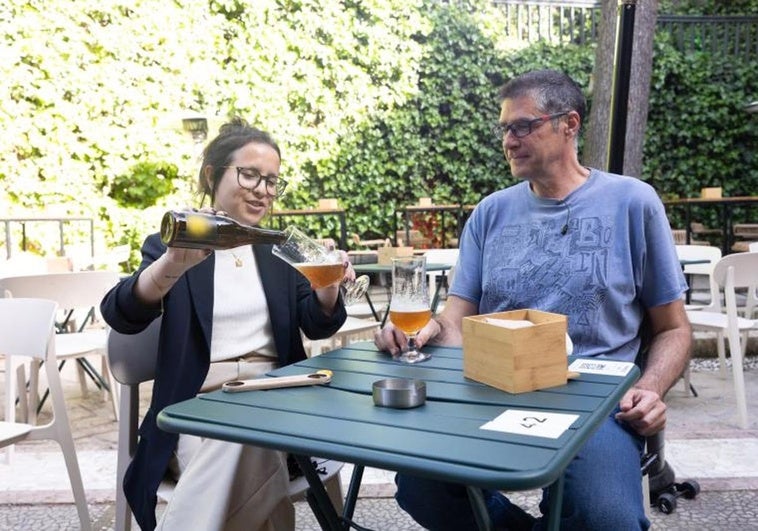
[156,358,295,531]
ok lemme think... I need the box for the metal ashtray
[372,378,426,409]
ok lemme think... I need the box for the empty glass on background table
[389,256,432,364]
[272,226,369,305]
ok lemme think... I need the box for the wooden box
[700,187,722,199]
[462,309,568,393]
[318,198,339,209]
[377,246,414,265]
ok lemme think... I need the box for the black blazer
[100,233,347,530]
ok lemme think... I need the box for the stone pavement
[2,329,758,529]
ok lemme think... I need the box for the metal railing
[490,1,758,58]
[492,1,601,45]
[657,15,758,57]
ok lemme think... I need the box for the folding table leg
[293,454,344,531]
[545,475,565,531]
[342,464,364,523]
[466,486,493,531]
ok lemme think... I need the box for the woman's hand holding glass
[272,226,369,305]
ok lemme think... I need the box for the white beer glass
[389,256,432,364]
[272,226,369,305]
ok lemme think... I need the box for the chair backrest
[675,245,722,309]
[107,317,162,386]
[1,298,58,439]
[0,252,49,278]
[0,271,120,311]
[0,298,57,361]
[108,317,162,531]
[713,252,758,290]
[712,252,758,318]
[91,244,132,272]
[675,244,721,275]
[424,248,460,288]
[423,248,460,266]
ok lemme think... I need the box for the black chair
[636,327,700,515]
[641,431,700,514]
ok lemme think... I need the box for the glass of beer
[272,226,369,305]
[389,256,432,364]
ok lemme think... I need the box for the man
[375,69,692,530]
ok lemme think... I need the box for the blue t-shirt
[452,169,687,362]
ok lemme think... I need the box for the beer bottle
[160,210,287,249]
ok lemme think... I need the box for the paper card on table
[568,359,635,376]
[480,409,579,439]
[483,318,534,329]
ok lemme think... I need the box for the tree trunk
[583,0,659,178]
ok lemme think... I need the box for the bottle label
[186,214,214,237]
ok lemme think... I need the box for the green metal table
[157,342,639,530]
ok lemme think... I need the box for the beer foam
[390,299,429,312]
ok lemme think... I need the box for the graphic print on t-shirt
[482,215,612,354]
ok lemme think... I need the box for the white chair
[108,319,345,531]
[0,251,49,277]
[423,248,459,313]
[0,298,92,530]
[675,245,722,311]
[90,244,131,272]
[346,301,381,320]
[746,245,758,319]
[0,271,121,422]
[305,316,381,356]
[686,252,758,429]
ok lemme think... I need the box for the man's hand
[615,387,667,437]
[375,296,474,355]
[616,299,690,437]
[374,319,441,357]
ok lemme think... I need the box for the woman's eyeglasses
[221,166,288,197]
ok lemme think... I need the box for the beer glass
[272,226,369,305]
[389,256,432,364]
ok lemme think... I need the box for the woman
[101,118,348,530]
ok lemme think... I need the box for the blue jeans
[395,412,650,530]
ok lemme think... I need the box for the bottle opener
[222,369,333,393]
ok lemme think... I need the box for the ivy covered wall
[1,0,756,261]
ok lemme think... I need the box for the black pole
[607,0,637,175]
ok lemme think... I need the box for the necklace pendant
[234,256,243,267]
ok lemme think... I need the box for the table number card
[568,359,635,376]
[481,409,579,439]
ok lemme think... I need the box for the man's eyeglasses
[222,166,288,197]
[492,112,569,140]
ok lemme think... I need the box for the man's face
[498,96,569,180]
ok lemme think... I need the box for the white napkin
[484,318,534,329]
[484,317,573,355]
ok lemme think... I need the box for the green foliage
[304,4,595,243]
[644,33,758,228]
[0,0,755,255]
[660,0,758,15]
[107,161,178,208]
[318,1,513,241]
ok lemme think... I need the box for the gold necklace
[230,250,243,268]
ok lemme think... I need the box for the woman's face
[209,141,281,226]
